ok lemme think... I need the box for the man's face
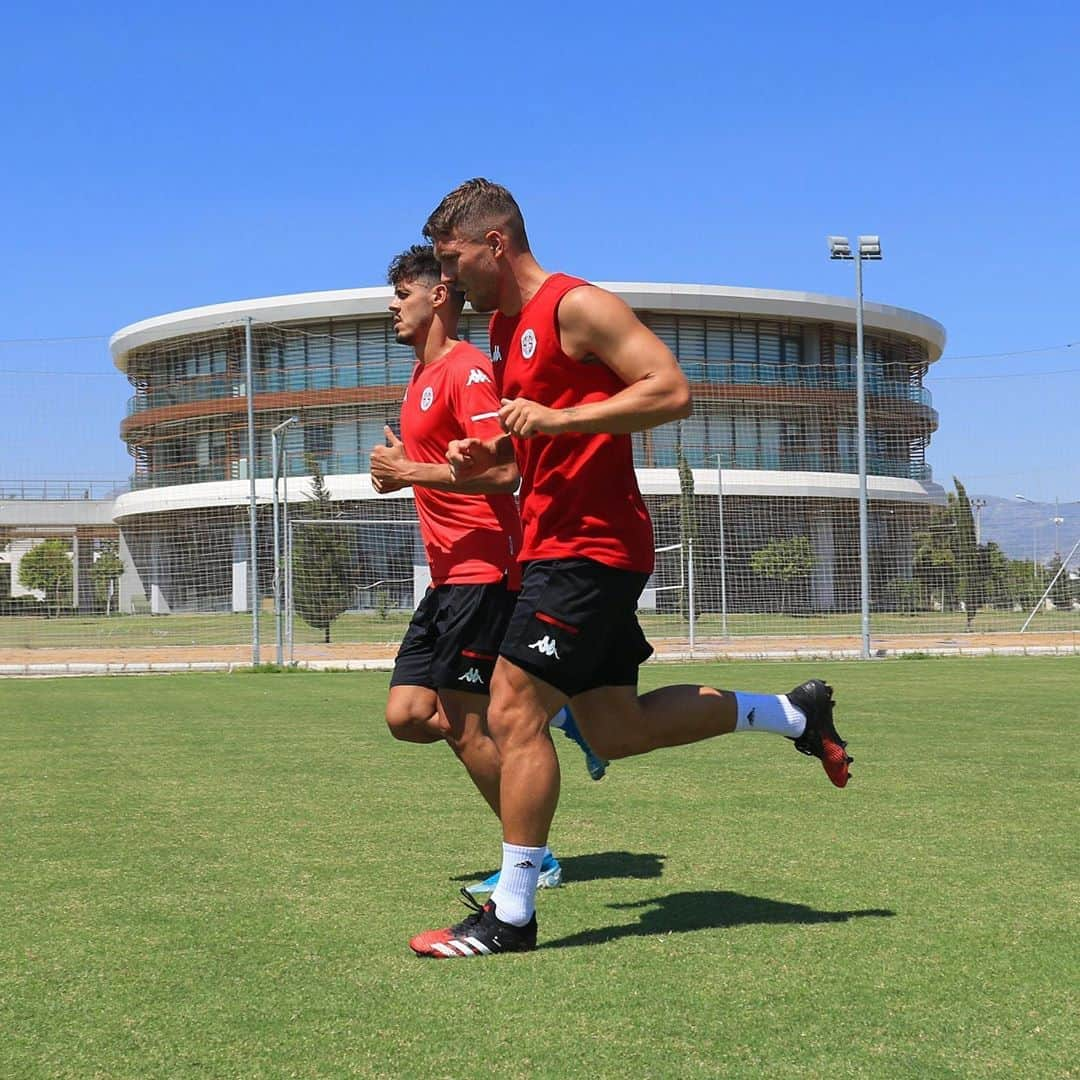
[387,277,436,345]
[434,231,500,313]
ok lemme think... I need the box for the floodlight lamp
[828,235,853,259]
[858,235,882,259]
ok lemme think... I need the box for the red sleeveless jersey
[399,341,521,587]
[489,274,654,573]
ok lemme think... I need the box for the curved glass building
[110,283,945,619]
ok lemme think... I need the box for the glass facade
[121,309,934,490]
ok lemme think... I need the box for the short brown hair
[423,178,530,252]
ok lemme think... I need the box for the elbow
[670,386,693,422]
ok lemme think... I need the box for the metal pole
[717,462,728,638]
[245,316,260,664]
[285,515,294,663]
[687,537,695,657]
[272,429,282,665]
[854,253,871,659]
[1021,535,1080,632]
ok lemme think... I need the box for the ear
[431,281,449,308]
[484,228,505,258]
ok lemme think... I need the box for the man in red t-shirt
[406,181,852,959]
[370,244,602,898]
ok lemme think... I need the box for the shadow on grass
[452,850,666,886]
[542,890,896,950]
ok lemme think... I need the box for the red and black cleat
[410,889,537,958]
[787,679,853,788]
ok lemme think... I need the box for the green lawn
[1,658,1076,1077]
[1,606,1076,650]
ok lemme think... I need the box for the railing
[0,480,129,501]
[125,367,934,416]
[126,366,412,416]
[129,453,934,491]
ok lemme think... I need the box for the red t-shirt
[489,274,654,573]
[399,341,522,587]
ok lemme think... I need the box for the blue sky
[1,3,1077,503]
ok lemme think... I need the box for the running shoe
[787,679,853,788]
[465,851,563,897]
[410,889,537,958]
[551,706,609,781]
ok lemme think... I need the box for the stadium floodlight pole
[829,234,881,660]
[271,416,299,665]
[245,316,260,665]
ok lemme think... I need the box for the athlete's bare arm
[498,286,692,439]
[372,427,518,494]
[446,433,515,482]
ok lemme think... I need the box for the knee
[385,703,446,743]
[486,698,547,752]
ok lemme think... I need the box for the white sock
[734,692,807,738]
[489,842,545,926]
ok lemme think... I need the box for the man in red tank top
[405,181,852,959]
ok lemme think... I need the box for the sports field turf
[1,658,1076,1078]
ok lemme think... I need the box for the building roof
[110,282,946,372]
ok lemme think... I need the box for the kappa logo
[420,387,434,411]
[520,328,537,359]
[491,345,502,363]
[458,667,483,685]
[528,635,560,659]
[465,367,490,386]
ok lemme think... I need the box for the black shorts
[390,580,517,695]
[499,558,654,697]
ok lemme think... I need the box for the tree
[749,536,815,613]
[913,507,957,612]
[1046,555,1072,610]
[950,477,984,629]
[18,538,72,615]
[675,441,698,619]
[290,458,355,643]
[90,541,125,615]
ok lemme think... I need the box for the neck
[414,310,458,365]
[499,252,549,317]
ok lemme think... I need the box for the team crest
[420,387,434,411]
[520,328,537,359]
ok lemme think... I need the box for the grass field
[1,606,1077,650]
[1,658,1076,1077]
